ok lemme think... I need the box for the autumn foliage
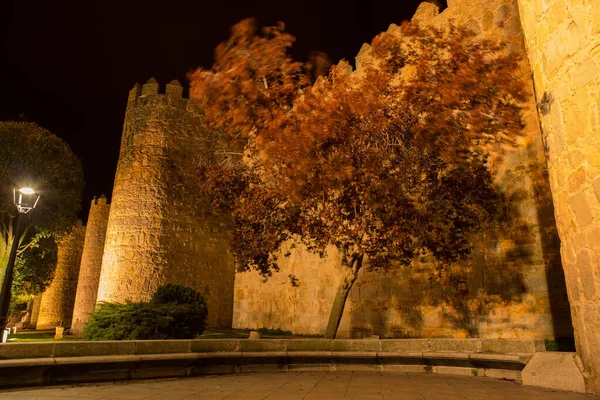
[188,18,310,149]
[188,20,528,338]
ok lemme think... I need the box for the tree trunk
[324,254,363,339]
[0,237,14,287]
[22,298,35,327]
[0,215,22,331]
[0,219,33,283]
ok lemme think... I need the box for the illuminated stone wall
[36,224,85,329]
[233,0,572,341]
[235,244,349,335]
[28,294,41,329]
[96,79,234,328]
[517,0,600,393]
[71,196,110,335]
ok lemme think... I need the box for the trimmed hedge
[83,284,208,340]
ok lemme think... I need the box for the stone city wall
[28,294,42,329]
[233,0,572,340]
[36,224,85,329]
[517,0,600,393]
[96,79,234,328]
[71,196,111,335]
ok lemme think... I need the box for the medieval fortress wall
[36,224,85,329]
[29,294,42,328]
[71,195,111,335]
[234,0,571,340]
[95,79,234,328]
[33,0,600,393]
[518,0,600,393]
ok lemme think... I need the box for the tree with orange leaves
[189,21,528,338]
[188,18,311,151]
[188,18,314,222]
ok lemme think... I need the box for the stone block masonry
[71,196,110,336]
[28,294,41,329]
[96,79,235,328]
[517,0,600,394]
[36,224,86,329]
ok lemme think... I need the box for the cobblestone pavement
[0,372,597,400]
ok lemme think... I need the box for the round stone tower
[71,195,111,335]
[36,224,86,329]
[28,294,42,328]
[96,78,234,328]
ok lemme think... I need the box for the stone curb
[0,338,546,359]
[0,339,544,389]
[0,350,533,389]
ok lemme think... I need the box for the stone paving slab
[0,371,597,400]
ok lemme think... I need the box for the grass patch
[199,328,323,339]
[199,329,254,339]
[6,330,80,342]
[290,333,324,338]
[545,338,576,352]
[8,327,324,342]
[257,328,292,336]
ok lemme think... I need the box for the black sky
[1,0,430,220]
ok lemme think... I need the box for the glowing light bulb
[19,188,35,195]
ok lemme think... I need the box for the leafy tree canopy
[0,121,84,234]
[0,121,83,290]
[13,230,58,300]
[188,18,312,149]
[190,21,528,337]
[8,229,58,319]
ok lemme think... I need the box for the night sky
[1,0,433,220]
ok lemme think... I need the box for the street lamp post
[0,188,40,333]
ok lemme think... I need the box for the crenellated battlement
[141,77,159,96]
[129,78,186,99]
[91,194,109,206]
[412,2,441,23]
[124,77,204,117]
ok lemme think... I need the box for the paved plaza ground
[0,371,597,400]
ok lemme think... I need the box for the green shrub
[544,338,576,352]
[151,283,206,307]
[83,284,208,340]
[8,299,28,317]
[256,328,292,336]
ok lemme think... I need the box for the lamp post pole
[0,188,40,333]
[0,215,23,331]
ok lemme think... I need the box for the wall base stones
[234,241,566,339]
[522,352,586,393]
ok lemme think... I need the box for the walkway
[0,371,596,399]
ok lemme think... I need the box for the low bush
[83,284,208,340]
[151,283,206,307]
